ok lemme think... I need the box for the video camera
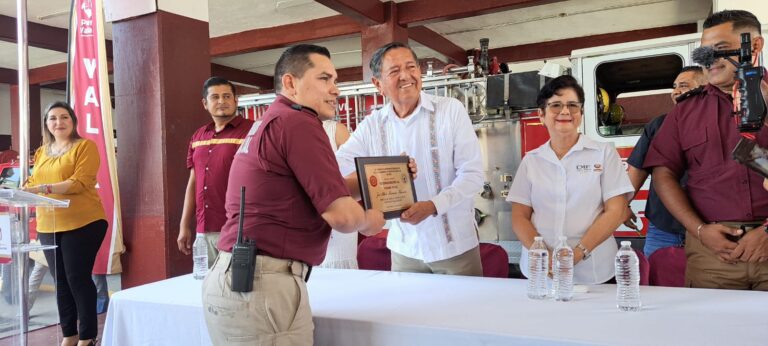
[692,32,766,132]
[693,33,768,177]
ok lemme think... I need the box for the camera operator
[644,9,768,290]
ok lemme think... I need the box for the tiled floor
[0,272,118,346]
[0,313,106,346]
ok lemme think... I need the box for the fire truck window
[595,54,683,137]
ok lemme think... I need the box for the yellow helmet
[597,87,610,113]
[608,103,625,125]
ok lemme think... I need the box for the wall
[0,84,10,135]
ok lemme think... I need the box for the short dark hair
[703,10,761,33]
[42,101,82,146]
[274,44,332,93]
[369,42,419,79]
[679,65,704,74]
[536,75,585,110]
[202,77,236,99]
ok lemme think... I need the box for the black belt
[719,221,765,241]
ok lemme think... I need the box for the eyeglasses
[546,102,582,114]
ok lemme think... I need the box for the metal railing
[238,75,488,131]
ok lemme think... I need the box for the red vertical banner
[68,0,124,274]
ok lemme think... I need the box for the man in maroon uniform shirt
[178,77,254,267]
[202,45,386,345]
[645,10,768,289]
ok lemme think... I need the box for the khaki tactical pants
[202,252,313,345]
[391,245,484,276]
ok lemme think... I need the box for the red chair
[479,243,509,278]
[634,248,650,286]
[357,236,391,271]
[648,246,686,287]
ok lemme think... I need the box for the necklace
[47,142,73,157]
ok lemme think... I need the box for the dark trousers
[39,220,107,340]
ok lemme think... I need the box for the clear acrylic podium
[0,189,69,346]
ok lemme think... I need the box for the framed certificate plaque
[354,156,417,219]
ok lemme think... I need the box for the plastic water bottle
[527,236,549,300]
[193,232,209,280]
[552,236,574,302]
[615,241,641,311]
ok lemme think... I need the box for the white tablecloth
[103,269,768,346]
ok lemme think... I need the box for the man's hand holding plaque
[355,156,418,219]
[400,201,437,225]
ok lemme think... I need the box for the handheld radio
[230,186,256,292]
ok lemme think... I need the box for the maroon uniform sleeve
[186,131,196,170]
[643,106,686,177]
[282,118,350,214]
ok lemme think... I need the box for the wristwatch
[575,242,591,260]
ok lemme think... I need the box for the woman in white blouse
[506,76,633,284]
[318,120,359,269]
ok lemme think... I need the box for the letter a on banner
[68,0,125,274]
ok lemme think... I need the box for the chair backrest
[479,243,509,278]
[357,237,391,271]
[633,248,650,286]
[648,246,686,287]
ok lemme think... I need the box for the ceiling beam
[210,15,362,57]
[315,0,384,26]
[0,14,68,52]
[0,67,17,84]
[210,63,274,89]
[29,62,69,84]
[0,15,113,59]
[41,81,66,90]
[397,0,566,26]
[408,26,467,65]
[488,23,697,63]
[336,66,363,83]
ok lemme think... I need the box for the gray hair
[369,42,418,79]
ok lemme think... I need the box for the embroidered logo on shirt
[576,163,602,173]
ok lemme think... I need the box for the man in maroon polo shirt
[645,9,768,290]
[178,77,254,267]
[202,45,386,345]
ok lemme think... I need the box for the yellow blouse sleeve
[65,140,100,194]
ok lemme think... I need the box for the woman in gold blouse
[23,101,106,346]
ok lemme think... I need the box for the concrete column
[111,4,210,288]
[361,1,408,81]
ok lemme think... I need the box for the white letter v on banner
[83,58,97,79]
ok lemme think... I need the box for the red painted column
[9,84,42,153]
[361,1,408,81]
[112,11,211,288]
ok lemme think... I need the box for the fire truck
[237,31,768,263]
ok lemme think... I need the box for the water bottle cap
[620,241,631,246]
